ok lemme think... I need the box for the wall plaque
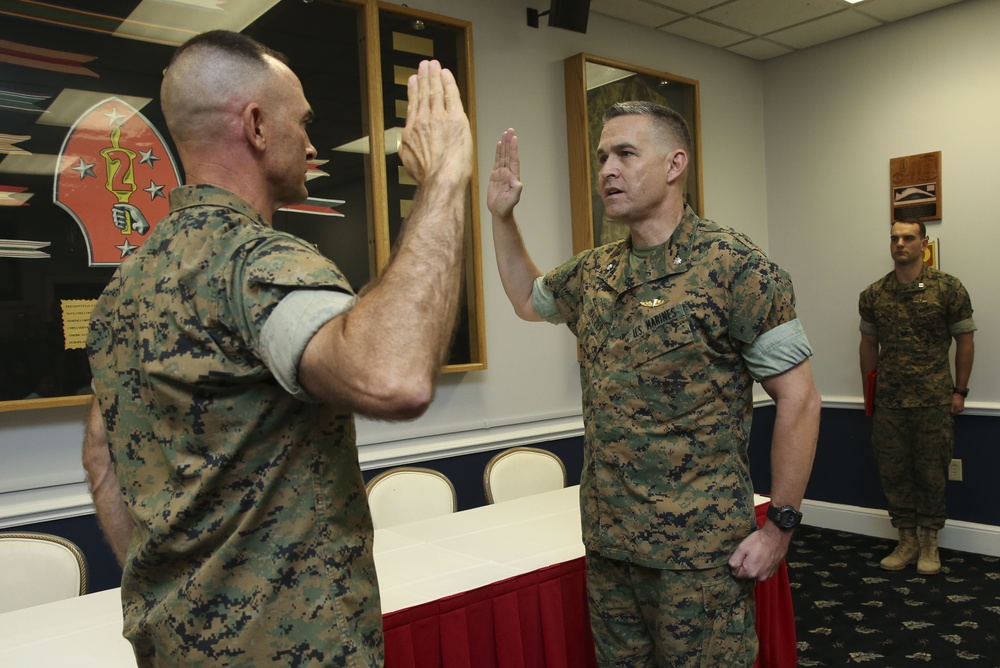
[890,151,941,222]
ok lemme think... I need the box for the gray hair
[603,101,692,155]
[167,29,288,69]
[161,31,289,144]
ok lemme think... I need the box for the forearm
[82,398,133,566]
[764,362,821,510]
[363,174,468,373]
[769,392,820,510]
[491,212,543,322]
[950,334,974,414]
[953,334,974,389]
[755,378,819,569]
[300,175,467,418]
[732,360,819,580]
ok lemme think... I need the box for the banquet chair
[484,447,567,504]
[0,531,88,614]
[365,467,458,530]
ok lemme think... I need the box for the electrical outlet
[949,459,963,481]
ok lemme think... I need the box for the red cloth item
[753,501,798,668]
[382,502,797,668]
[383,558,596,668]
[865,370,877,416]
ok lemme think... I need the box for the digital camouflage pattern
[88,185,382,667]
[543,207,805,570]
[858,264,975,409]
[587,552,756,667]
[871,405,953,529]
[859,264,974,531]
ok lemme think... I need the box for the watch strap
[766,504,803,530]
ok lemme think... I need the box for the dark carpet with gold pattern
[787,525,1000,666]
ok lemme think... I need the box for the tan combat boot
[917,527,941,575]
[880,528,918,570]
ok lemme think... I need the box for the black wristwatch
[766,504,803,531]
[953,387,969,398]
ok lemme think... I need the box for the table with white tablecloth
[0,487,795,667]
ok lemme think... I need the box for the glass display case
[0,0,485,411]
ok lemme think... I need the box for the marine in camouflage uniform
[486,102,820,668]
[488,103,820,667]
[88,185,380,666]
[536,207,812,666]
[83,31,472,668]
[859,221,975,574]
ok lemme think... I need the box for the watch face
[770,505,800,529]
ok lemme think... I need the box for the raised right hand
[487,128,523,220]
[398,60,473,188]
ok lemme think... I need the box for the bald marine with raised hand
[83,29,472,667]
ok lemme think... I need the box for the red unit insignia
[54,97,180,266]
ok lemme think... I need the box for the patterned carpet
[787,525,1000,666]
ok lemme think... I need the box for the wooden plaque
[890,151,941,222]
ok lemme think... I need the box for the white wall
[357,0,770,451]
[5,0,996,530]
[762,0,1000,407]
[0,0,769,525]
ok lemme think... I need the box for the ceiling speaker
[548,0,591,33]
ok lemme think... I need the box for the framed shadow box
[890,151,941,222]
[0,0,485,411]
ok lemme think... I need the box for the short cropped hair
[603,101,692,155]
[168,29,288,69]
[893,217,927,239]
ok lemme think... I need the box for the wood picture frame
[890,151,941,222]
[0,0,485,411]
[563,53,703,254]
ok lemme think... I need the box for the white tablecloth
[375,485,584,613]
[0,487,768,666]
[0,486,583,666]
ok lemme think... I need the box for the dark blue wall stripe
[10,406,996,593]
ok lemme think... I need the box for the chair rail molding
[1,414,586,528]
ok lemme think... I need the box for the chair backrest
[484,447,567,504]
[0,532,88,614]
[365,467,458,530]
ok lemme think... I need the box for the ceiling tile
[591,0,683,27]
[851,0,966,22]
[586,0,971,61]
[650,0,729,12]
[658,16,752,48]
[702,0,847,35]
[768,10,882,49]
[725,39,796,60]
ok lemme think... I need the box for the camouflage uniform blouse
[540,207,810,570]
[859,265,976,409]
[88,185,381,667]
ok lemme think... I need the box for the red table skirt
[383,504,796,668]
[383,558,594,668]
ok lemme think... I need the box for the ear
[242,103,266,152]
[665,148,688,185]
